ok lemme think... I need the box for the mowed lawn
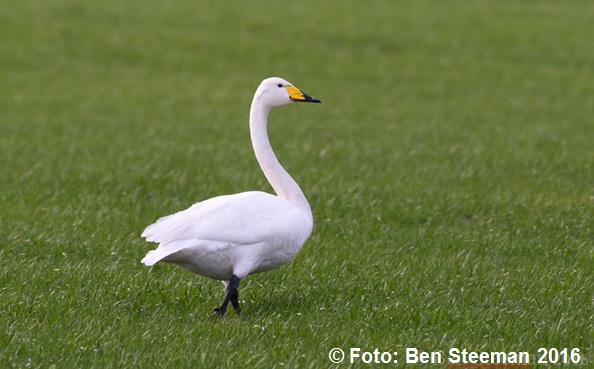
[1,1,592,368]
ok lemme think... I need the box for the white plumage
[141,77,321,316]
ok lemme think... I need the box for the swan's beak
[286,85,322,103]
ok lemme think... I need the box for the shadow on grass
[241,286,330,320]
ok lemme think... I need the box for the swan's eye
[277,83,283,88]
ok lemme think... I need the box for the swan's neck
[249,101,312,217]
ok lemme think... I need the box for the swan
[141,77,321,316]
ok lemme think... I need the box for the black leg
[230,287,241,315]
[213,275,241,317]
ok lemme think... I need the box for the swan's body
[141,191,312,280]
[141,77,321,316]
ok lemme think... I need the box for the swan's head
[254,77,321,108]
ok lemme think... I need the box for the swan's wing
[141,191,304,247]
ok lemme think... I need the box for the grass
[1,0,593,367]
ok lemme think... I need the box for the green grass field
[1,1,593,368]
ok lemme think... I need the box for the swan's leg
[230,287,241,315]
[213,275,241,317]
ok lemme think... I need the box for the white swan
[141,77,321,316]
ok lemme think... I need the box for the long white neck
[249,100,312,217]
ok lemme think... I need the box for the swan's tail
[141,240,198,266]
[141,250,165,266]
